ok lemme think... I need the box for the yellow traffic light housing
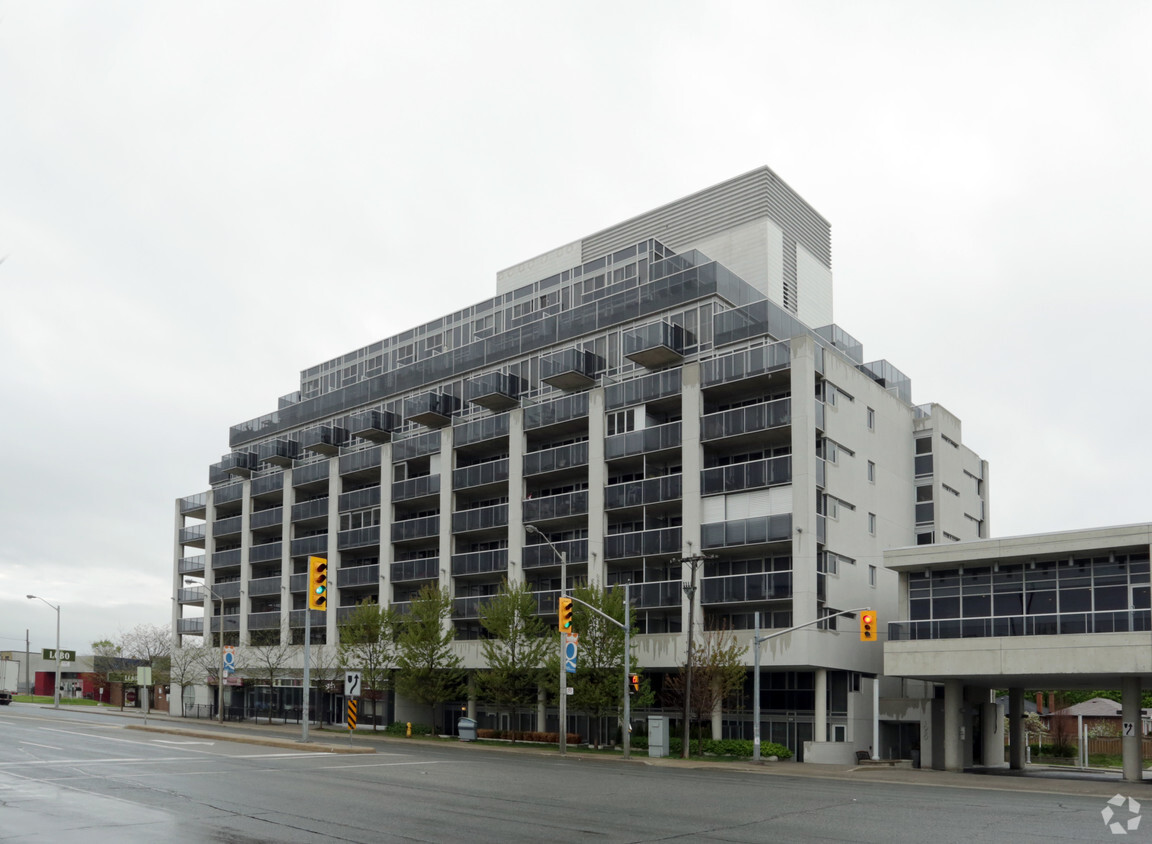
[558,596,573,633]
[308,556,329,611]
[859,610,877,642]
[631,673,640,693]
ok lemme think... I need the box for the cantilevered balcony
[392,515,440,543]
[392,474,440,503]
[302,425,348,456]
[337,563,379,588]
[701,571,792,605]
[453,458,509,491]
[701,514,792,549]
[611,579,682,609]
[623,322,686,369]
[466,372,522,411]
[700,456,791,495]
[405,392,460,428]
[391,557,439,583]
[348,409,400,443]
[522,490,589,523]
[540,348,600,391]
[604,527,682,561]
[701,398,791,442]
[604,475,681,511]
[176,618,204,635]
[257,438,299,467]
[451,549,508,577]
[220,451,257,479]
[451,503,508,534]
[604,421,681,460]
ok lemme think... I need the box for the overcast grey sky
[1,1,1148,655]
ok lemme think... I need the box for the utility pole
[676,546,713,758]
[526,525,567,755]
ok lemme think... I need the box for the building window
[868,513,876,535]
[867,461,875,483]
[869,565,877,587]
[606,409,635,436]
[867,407,875,430]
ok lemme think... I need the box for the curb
[124,723,376,754]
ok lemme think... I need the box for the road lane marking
[19,741,64,750]
[315,760,467,770]
[152,739,215,745]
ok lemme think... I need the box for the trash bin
[457,717,477,742]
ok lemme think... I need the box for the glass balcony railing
[302,425,348,454]
[337,564,379,588]
[523,441,589,476]
[453,459,509,490]
[177,618,204,635]
[179,493,207,515]
[701,514,792,549]
[179,524,206,545]
[391,515,440,542]
[541,347,601,390]
[251,472,284,496]
[391,431,441,463]
[339,486,380,512]
[622,322,686,368]
[177,588,204,604]
[249,541,282,563]
[250,507,283,530]
[605,369,683,411]
[288,609,327,628]
[405,392,461,427]
[212,515,243,537]
[454,412,510,447]
[522,538,587,569]
[604,421,681,460]
[604,475,681,510]
[291,498,329,522]
[248,576,282,596]
[611,579,682,609]
[451,549,509,577]
[451,503,508,533]
[289,573,308,593]
[290,535,328,557]
[701,341,790,386]
[212,581,242,599]
[701,398,790,441]
[338,526,380,550]
[391,558,439,583]
[248,611,282,631]
[604,527,682,560]
[391,474,440,502]
[220,451,257,477]
[178,554,206,574]
[523,490,589,522]
[452,596,488,620]
[523,393,589,430]
[210,548,241,569]
[348,409,400,443]
[339,446,382,476]
[214,482,244,505]
[700,456,791,495]
[293,460,330,487]
[701,572,792,605]
[257,438,299,466]
[466,372,522,411]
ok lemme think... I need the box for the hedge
[384,722,434,736]
[476,729,583,744]
[628,736,792,759]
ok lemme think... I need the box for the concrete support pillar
[1122,677,1142,783]
[980,702,1003,767]
[1008,687,1025,769]
[814,668,827,743]
[466,672,476,721]
[711,686,723,740]
[944,679,963,772]
[537,686,547,732]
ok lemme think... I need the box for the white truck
[0,659,18,704]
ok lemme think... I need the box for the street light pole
[26,595,60,709]
[526,524,568,756]
[675,549,711,759]
[186,578,226,724]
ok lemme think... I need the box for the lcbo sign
[42,648,76,662]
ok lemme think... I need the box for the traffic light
[558,596,573,632]
[630,673,640,693]
[308,556,328,611]
[859,610,877,642]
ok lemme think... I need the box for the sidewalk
[50,703,1152,797]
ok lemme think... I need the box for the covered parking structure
[883,524,1152,781]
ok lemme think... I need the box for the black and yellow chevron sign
[347,699,358,731]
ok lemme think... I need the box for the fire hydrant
[406,721,412,738]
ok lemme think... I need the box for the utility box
[648,716,669,758]
[457,717,477,742]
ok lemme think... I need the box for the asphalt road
[0,704,1135,842]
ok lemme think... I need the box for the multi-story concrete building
[173,166,989,758]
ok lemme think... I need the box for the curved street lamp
[26,595,61,709]
[525,524,568,756]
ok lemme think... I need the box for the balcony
[391,515,440,543]
[452,596,494,620]
[701,341,790,387]
[221,451,257,479]
[214,483,244,505]
[339,486,381,511]
[211,581,242,600]
[248,611,282,631]
[257,438,299,467]
[701,514,792,549]
[339,447,382,477]
[604,421,681,460]
[522,538,587,569]
[177,618,204,635]
[337,563,380,588]
[250,507,284,530]
[700,456,791,496]
[291,497,329,523]
[288,609,327,628]
[612,579,682,609]
[249,541,282,563]
[392,474,440,502]
[302,425,348,456]
[177,588,205,604]
[450,549,509,578]
[210,548,241,569]
[178,554,206,575]
[888,610,1152,641]
[338,526,380,550]
[604,527,682,561]
[251,472,284,497]
[292,460,330,487]
[248,576,282,596]
[348,409,400,443]
[541,348,601,391]
[455,413,510,447]
[702,398,791,441]
[179,524,206,548]
[289,572,308,593]
[179,493,207,518]
[290,534,328,557]
[623,321,686,369]
[451,503,508,534]
[208,614,241,634]
[701,571,792,605]
[405,392,461,428]
[453,459,509,490]
[604,475,681,510]
[391,558,440,583]
[523,490,589,523]
[213,515,242,538]
[523,393,589,430]
[523,441,589,477]
[466,372,522,412]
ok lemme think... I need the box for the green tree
[476,580,550,739]
[244,631,293,723]
[167,636,208,714]
[339,599,397,730]
[556,583,645,748]
[665,623,747,756]
[395,585,464,732]
[90,639,122,700]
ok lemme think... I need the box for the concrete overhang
[885,632,1152,689]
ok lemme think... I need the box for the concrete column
[814,668,827,743]
[537,686,546,732]
[587,387,606,586]
[1008,687,1025,769]
[1122,677,1142,783]
[980,702,1003,767]
[943,679,963,772]
[711,683,723,740]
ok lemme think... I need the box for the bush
[1037,742,1077,758]
[625,736,792,759]
[474,729,582,744]
[384,722,433,736]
